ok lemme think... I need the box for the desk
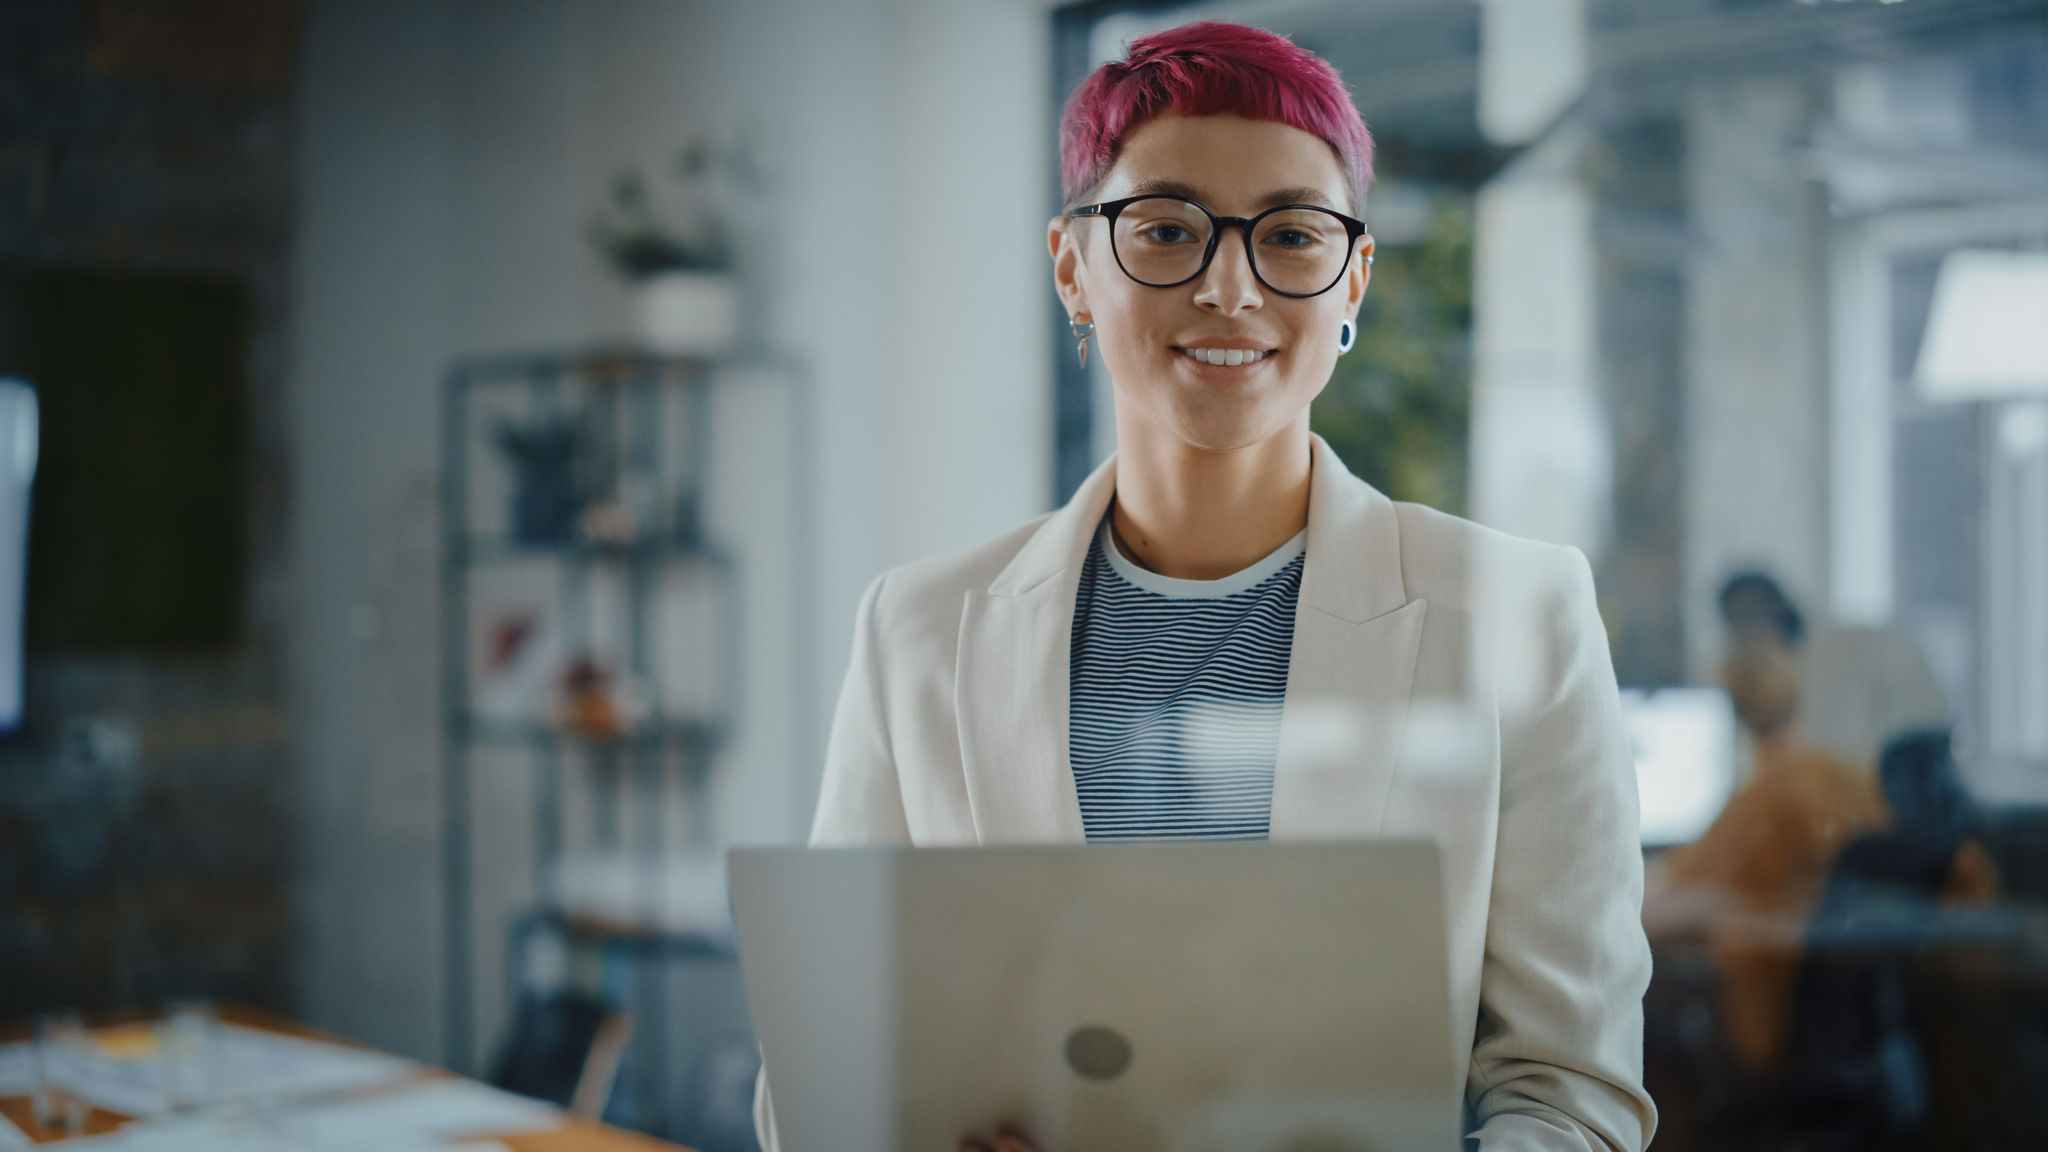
[0,1004,691,1151]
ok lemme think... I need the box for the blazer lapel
[954,456,1117,844]
[955,436,1425,844]
[1270,437,1429,840]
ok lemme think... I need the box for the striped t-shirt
[1068,514,1305,842]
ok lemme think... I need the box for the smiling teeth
[1183,347,1268,366]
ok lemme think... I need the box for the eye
[1138,222,1198,245]
[1264,227,1321,249]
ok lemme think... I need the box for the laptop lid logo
[1064,1025,1133,1080]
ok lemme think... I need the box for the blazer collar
[1298,434,1411,622]
[957,434,1424,844]
[953,453,1113,843]
[986,451,1118,598]
[983,434,1411,611]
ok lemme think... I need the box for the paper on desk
[292,1079,558,1147]
[0,1042,35,1096]
[0,1110,29,1148]
[88,1113,512,1152]
[50,1023,415,1118]
[90,1114,512,1152]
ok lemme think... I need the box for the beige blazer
[756,435,1656,1152]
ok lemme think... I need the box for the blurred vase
[631,271,739,356]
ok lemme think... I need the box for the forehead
[1097,113,1352,213]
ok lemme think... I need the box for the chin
[1112,365,1320,454]
[1159,406,1296,454]
[1178,381,1321,448]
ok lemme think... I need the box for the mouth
[1173,345,1278,368]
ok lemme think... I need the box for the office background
[2,1,2044,1148]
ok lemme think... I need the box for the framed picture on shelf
[468,561,564,730]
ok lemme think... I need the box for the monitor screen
[0,378,36,734]
[1621,686,1736,847]
[2,268,246,653]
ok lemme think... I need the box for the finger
[994,1125,1039,1152]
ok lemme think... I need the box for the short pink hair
[1059,21,1375,211]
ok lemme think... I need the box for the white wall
[290,0,1050,1063]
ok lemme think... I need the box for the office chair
[487,990,636,1119]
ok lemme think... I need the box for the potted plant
[590,138,759,355]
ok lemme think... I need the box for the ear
[1344,232,1375,322]
[1048,216,1091,319]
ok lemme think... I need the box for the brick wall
[0,0,299,1019]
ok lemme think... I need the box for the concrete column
[1682,78,1830,679]
[1471,0,1609,563]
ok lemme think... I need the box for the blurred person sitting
[1814,726,1997,917]
[1782,728,2003,1143]
[1719,571,1948,773]
[1645,603,1889,1073]
[1716,570,1806,655]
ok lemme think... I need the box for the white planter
[631,271,740,356]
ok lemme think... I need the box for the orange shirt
[1653,738,1889,1069]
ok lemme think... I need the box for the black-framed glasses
[1065,194,1369,299]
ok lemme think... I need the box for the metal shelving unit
[437,347,806,1145]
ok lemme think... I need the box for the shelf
[456,714,730,751]
[447,346,745,386]
[437,344,805,1116]
[451,534,735,568]
[519,909,737,956]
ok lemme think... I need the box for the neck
[1110,416,1312,580]
[1751,727,1797,755]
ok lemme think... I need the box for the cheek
[1088,285,1171,357]
[1281,306,1341,376]
[1292,325,1337,374]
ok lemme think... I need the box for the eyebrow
[1121,178,1339,212]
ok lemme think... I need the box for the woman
[758,22,1654,1152]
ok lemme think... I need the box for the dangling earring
[1337,318,1356,354]
[1070,316,1096,368]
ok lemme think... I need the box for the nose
[1191,228,1262,316]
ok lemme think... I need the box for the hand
[958,1122,1040,1152]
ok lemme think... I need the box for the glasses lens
[1250,208,1351,296]
[1110,198,1213,286]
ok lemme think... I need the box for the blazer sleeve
[1468,546,1658,1152]
[756,571,914,1151]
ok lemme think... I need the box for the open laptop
[730,840,1457,1152]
